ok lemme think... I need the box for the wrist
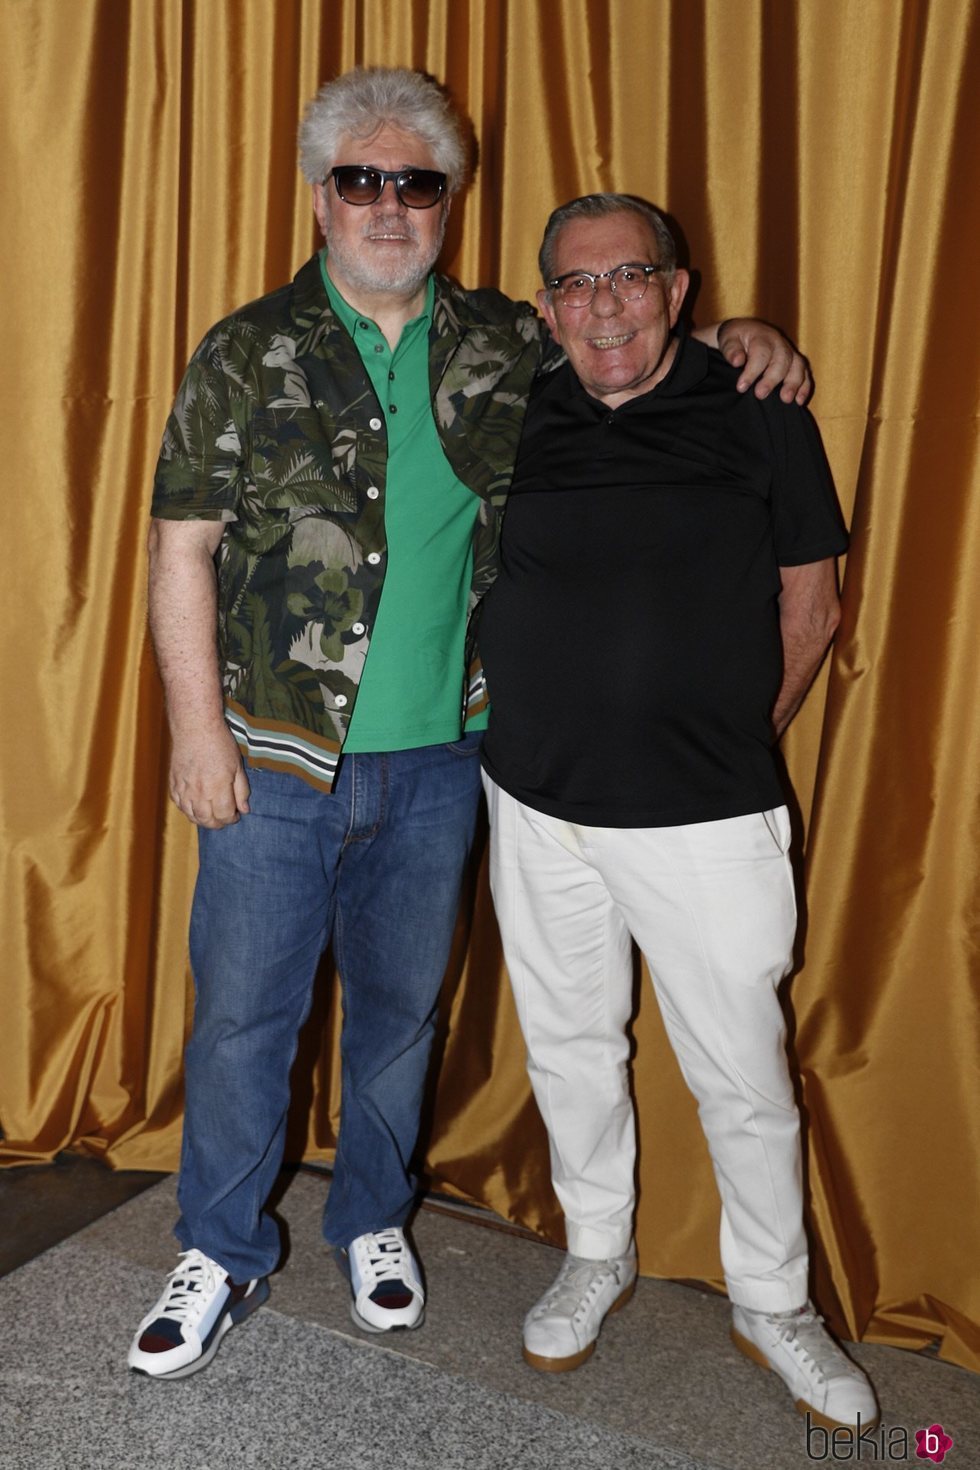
[168,710,231,743]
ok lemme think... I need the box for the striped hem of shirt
[466,667,488,716]
[225,703,340,793]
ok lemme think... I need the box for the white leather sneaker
[522,1250,637,1372]
[348,1227,425,1332]
[731,1301,879,1431]
[127,1249,268,1379]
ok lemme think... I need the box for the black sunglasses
[328,166,447,210]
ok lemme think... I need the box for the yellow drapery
[2,0,978,1372]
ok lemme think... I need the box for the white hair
[298,67,468,193]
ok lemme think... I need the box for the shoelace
[767,1307,858,1384]
[531,1259,619,1320]
[357,1228,412,1282]
[157,1249,222,1325]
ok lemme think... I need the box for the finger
[176,783,235,829]
[170,785,201,826]
[183,792,211,827]
[233,764,251,815]
[195,801,239,829]
[208,786,241,827]
[769,352,806,404]
[754,347,796,399]
[792,364,814,406]
[737,341,783,397]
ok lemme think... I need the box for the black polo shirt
[479,334,848,828]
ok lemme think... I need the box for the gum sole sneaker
[731,1301,879,1432]
[128,1248,269,1380]
[523,1250,637,1373]
[348,1227,425,1333]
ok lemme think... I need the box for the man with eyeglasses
[131,68,809,1381]
[478,193,877,1432]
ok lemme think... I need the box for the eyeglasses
[548,262,667,308]
[328,166,447,210]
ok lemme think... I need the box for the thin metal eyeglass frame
[548,262,668,307]
[328,166,447,209]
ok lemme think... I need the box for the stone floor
[0,1158,975,1469]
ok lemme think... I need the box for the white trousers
[484,776,809,1312]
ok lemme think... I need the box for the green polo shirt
[320,255,488,751]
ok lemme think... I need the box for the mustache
[360,213,421,242]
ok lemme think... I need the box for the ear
[537,288,561,344]
[667,268,690,328]
[312,181,330,239]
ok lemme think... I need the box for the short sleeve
[150,329,244,522]
[759,396,849,566]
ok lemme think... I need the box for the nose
[589,278,624,318]
[375,177,406,210]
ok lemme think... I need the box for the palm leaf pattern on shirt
[151,257,547,785]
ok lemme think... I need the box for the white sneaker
[127,1249,268,1379]
[523,1250,637,1372]
[348,1227,425,1333]
[731,1301,879,1431]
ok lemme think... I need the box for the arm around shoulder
[692,318,812,405]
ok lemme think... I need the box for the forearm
[772,627,834,736]
[147,518,248,827]
[690,322,721,349]
[772,562,841,736]
[147,520,226,739]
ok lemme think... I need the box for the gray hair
[539,194,677,286]
[298,67,468,194]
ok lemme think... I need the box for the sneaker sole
[523,1279,635,1374]
[349,1299,425,1334]
[730,1328,880,1434]
[131,1277,270,1381]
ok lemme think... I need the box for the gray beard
[326,211,447,297]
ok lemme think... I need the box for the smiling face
[312,122,450,303]
[538,211,690,409]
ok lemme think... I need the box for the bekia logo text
[805,1414,954,1461]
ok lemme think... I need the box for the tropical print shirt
[151,255,547,791]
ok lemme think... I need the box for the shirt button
[335,694,348,707]
[373,344,384,354]
[369,416,382,430]
[389,404,398,414]
[358,321,369,330]
[366,486,380,499]
[388,371,395,381]
[351,621,366,636]
[367,551,382,565]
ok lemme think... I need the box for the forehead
[552,212,660,274]
[334,122,437,171]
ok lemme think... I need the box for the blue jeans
[175,734,483,1281]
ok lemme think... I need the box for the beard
[326,208,447,297]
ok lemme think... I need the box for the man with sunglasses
[478,194,877,1431]
[132,68,809,1380]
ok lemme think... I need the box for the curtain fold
[2,0,977,1371]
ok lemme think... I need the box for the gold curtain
[2,0,978,1372]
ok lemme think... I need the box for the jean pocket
[445,730,484,757]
